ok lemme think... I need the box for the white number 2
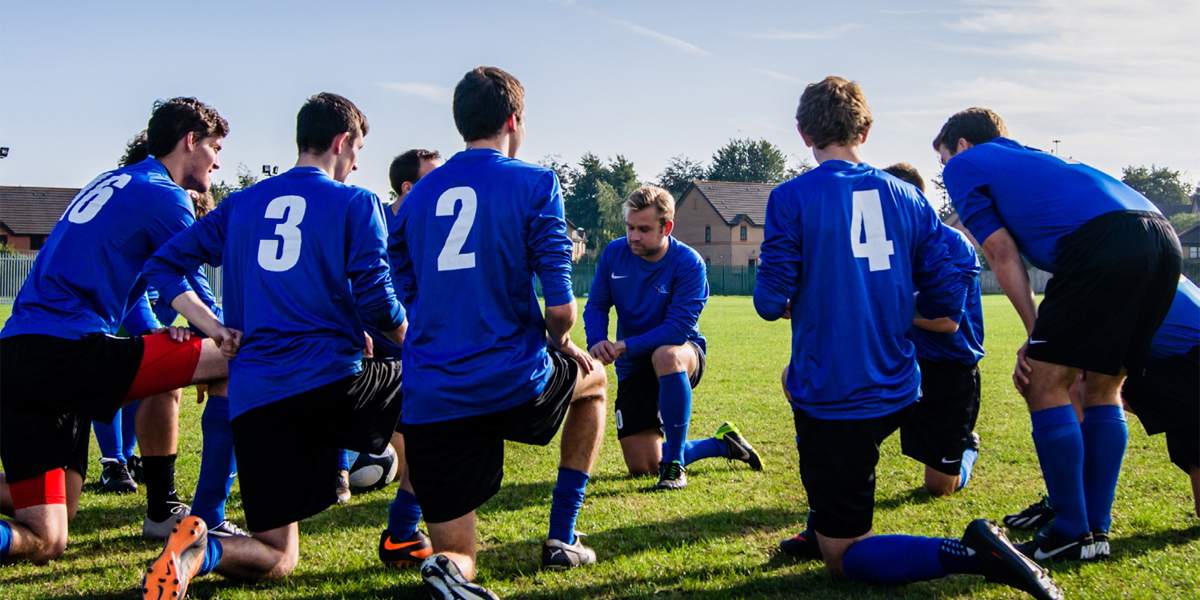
[63,173,133,224]
[436,187,477,271]
[257,195,306,272]
[850,189,894,272]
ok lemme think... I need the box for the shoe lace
[661,462,685,479]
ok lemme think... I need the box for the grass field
[1,297,1198,599]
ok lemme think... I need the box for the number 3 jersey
[754,160,968,419]
[393,148,574,425]
[2,158,205,340]
[144,166,404,419]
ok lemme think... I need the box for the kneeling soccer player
[584,185,762,491]
[139,93,406,599]
[0,97,234,565]
[394,66,607,600]
[754,76,1059,600]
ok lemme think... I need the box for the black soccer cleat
[715,422,764,471]
[779,529,822,561]
[542,533,597,569]
[379,529,433,567]
[142,516,208,600]
[421,554,499,600]
[127,454,145,484]
[961,519,1062,600]
[1091,530,1111,559]
[654,461,687,491]
[99,459,137,494]
[1016,522,1098,562]
[1003,494,1056,530]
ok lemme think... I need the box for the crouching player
[139,93,406,598]
[755,76,1059,600]
[584,185,762,491]
[0,97,234,565]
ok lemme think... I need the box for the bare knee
[652,345,689,376]
[571,363,608,406]
[924,468,959,497]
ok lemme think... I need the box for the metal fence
[0,257,224,304]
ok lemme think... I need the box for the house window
[29,235,46,250]
[693,198,698,210]
[740,226,747,240]
[705,226,711,243]
[748,258,757,267]
[704,257,711,266]
[1191,246,1199,259]
[0,234,7,245]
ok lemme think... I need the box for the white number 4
[850,189,894,272]
[436,187,477,271]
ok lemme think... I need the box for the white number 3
[436,187,477,271]
[850,189,894,272]
[257,195,306,272]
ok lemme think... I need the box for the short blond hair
[624,185,675,226]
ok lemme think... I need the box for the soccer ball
[347,445,399,493]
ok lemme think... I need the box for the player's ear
[506,113,518,132]
[185,131,198,152]
[401,181,413,195]
[663,220,674,237]
[859,125,870,144]
[332,131,352,155]
[956,138,973,154]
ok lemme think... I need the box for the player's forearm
[384,319,407,348]
[544,300,577,347]
[914,316,960,333]
[982,231,1037,335]
[168,291,224,339]
[582,308,610,350]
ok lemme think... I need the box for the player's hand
[558,339,597,375]
[589,340,619,365]
[363,331,375,358]
[153,326,193,343]
[782,300,792,320]
[195,383,208,404]
[212,327,243,360]
[1013,340,1032,393]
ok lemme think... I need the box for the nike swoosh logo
[611,274,628,279]
[941,457,962,464]
[1033,542,1078,560]
[1028,339,1048,345]
[382,538,424,551]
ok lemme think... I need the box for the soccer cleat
[128,454,145,484]
[715,422,764,471]
[542,533,597,569]
[1016,522,1098,562]
[654,461,687,491]
[1003,494,1056,530]
[966,431,981,453]
[336,469,352,504]
[779,529,822,561]
[99,459,137,494]
[961,519,1061,600]
[143,501,192,539]
[208,520,249,538]
[421,554,499,600]
[379,529,433,567]
[1091,530,1111,559]
[141,515,208,600]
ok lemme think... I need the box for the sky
[1,0,1197,200]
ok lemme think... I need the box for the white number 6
[257,195,306,272]
[436,187,477,271]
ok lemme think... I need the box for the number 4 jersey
[393,148,575,424]
[754,160,968,419]
[143,166,404,419]
[2,158,200,340]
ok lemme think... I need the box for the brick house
[672,181,777,267]
[0,186,79,252]
[565,217,588,263]
[1179,224,1200,263]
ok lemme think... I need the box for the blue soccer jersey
[1149,278,1200,358]
[2,158,208,340]
[393,148,574,424]
[754,160,968,419]
[143,167,404,419]
[583,237,708,379]
[361,205,409,359]
[908,225,985,366]
[943,138,1159,272]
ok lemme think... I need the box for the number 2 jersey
[143,166,404,419]
[393,148,575,425]
[2,157,213,340]
[754,160,969,419]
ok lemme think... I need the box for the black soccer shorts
[901,358,981,476]
[1121,346,1199,473]
[614,341,705,439]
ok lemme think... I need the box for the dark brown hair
[121,131,150,167]
[453,67,524,142]
[296,93,369,154]
[389,149,441,195]
[795,76,872,150]
[882,163,925,193]
[932,107,1008,154]
[146,97,228,158]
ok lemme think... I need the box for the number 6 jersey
[753,160,969,419]
[393,148,574,424]
[143,166,404,419]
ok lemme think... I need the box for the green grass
[2,297,1197,599]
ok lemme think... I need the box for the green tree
[657,155,708,199]
[1170,212,1199,233]
[707,138,788,183]
[1121,165,1192,205]
[0,243,19,256]
[210,164,261,205]
[783,157,815,181]
[930,172,956,222]
[562,153,641,252]
[538,154,577,193]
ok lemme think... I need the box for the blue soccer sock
[121,400,140,460]
[658,372,692,465]
[93,411,124,462]
[197,536,223,577]
[0,520,12,559]
[1081,405,1127,533]
[548,467,590,544]
[387,488,423,539]
[1031,405,1089,540]
[843,536,949,584]
[191,396,236,528]
[957,446,979,491]
[338,449,352,472]
[673,438,727,466]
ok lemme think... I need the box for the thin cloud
[742,24,860,40]
[610,19,711,56]
[753,68,805,83]
[378,82,453,105]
